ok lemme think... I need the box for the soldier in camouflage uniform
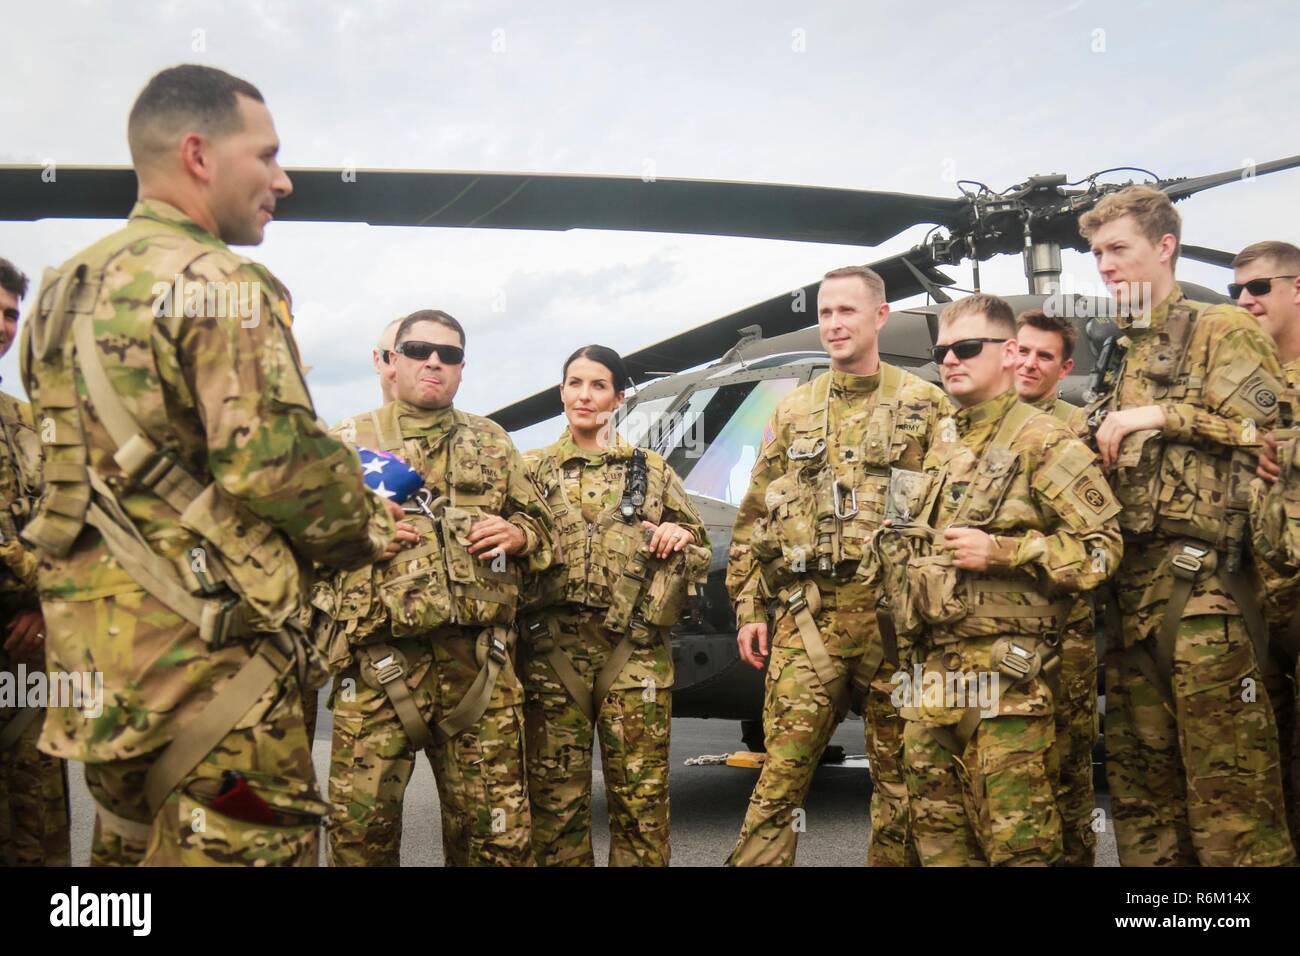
[19,66,396,866]
[1013,308,1098,866]
[319,310,556,867]
[1082,188,1294,866]
[875,294,1121,866]
[726,265,953,866]
[520,345,709,866]
[0,257,70,866]
[1238,240,1300,848]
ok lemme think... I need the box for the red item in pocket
[208,773,277,825]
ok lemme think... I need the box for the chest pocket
[954,448,1020,527]
[763,437,827,569]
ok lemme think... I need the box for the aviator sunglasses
[930,337,1006,364]
[1228,275,1297,300]
[392,340,465,364]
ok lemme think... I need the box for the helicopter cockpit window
[616,395,674,448]
[666,377,800,504]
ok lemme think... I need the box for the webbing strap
[779,583,847,707]
[0,704,41,751]
[877,610,900,670]
[927,707,983,757]
[435,627,511,742]
[361,644,433,751]
[143,640,291,814]
[72,313,146,453]
[546,644,595,723]
[1221,566,1275,680]
[92,797,153,843]
[592,630,641,716]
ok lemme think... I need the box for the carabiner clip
[833,480,858,520]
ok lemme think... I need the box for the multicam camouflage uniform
[319,400,556,867]
[878,389,1121,866]
[0,390,70,866]
[1248,355,1300,848]
[519,430,709,866]
[1096,285,1293,867]
[1027,393,1099,866]
[726,364,952,866]
[19,199,391,866]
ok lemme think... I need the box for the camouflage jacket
[522,428,709,616]
[1250,356,1300,625]
[0,388,41,614]
[726,363,951,656]
[910,389,1122,645]
[19,199,391,759]
[1029,392,1087,434]
[316,400,558,659]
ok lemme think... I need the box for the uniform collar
[551,427,633,465]
[1026,391,1059,413]
[954,388,1018,435]
[392,399,458,437]
[129,199,229,249]
[829,366,881,395]
[1118,282,1184,333]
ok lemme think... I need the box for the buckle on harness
[1171,545,1208,579]
[785,589,808,616]
[371,654,404,685]
[487,636,509,666]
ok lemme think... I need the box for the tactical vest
[876,402,1067,645]
[1090,299,1261,553]
[21,248,306,645]
[318,403,522,648]
[759,364,908,593]
[525,444,708,633]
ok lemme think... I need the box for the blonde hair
[1078,185,1181,266]
[822,265,886,304]
[939,293,1016,337]
[1232,240,1300,274]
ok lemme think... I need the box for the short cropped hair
[1232,240,1300,275]
[128,64,265,170]
[395,309,466,349]
[939,293,1017,338]
[1016,308,1077,361]
[0,257,29,300]
[1078,184,1182,266]
[822,265,886,304]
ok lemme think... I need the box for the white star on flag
[373,481,395,499]
[363,457,386,475]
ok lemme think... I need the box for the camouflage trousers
[1104,611,1295,867]
[1263,620,1298,849]
[727,606,916,866]
[520,611,672,866]
[327,630,533,867]
[83,667,325,867]
[1054,620,1098,866]
[0,696,70,866]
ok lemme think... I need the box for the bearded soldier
[0,256,70,867]
[319,309,557,867]
[877,294,1121,866]
[1013,307,1098,866]
[18,65,398,866]
[726,264,952,866]
[1083,187,1294,866]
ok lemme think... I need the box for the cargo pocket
[910,555,967,625]
[441,507,520,626]
[177,772,328,867]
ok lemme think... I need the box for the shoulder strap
[878,362,904,407]
[370,403,404,452]
[988,401,1039,452]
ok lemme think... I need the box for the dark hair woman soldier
[518,345,710,866]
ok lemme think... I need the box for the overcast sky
[2,0,1298,450]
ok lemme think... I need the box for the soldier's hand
[1259,432,1282,483]
[468,515,527,559]
[1095,405,1165,469]
[737,622,769,669]
[381,520,421,561]
[942,527,997,572]
[3,608,46,662]
[642,520,694,558]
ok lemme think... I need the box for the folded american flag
[357,446,424,504]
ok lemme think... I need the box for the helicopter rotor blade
[0,165,970,247]
[1159,154,1300,202]
[1180,244,1237,268]
[487,249,952,431]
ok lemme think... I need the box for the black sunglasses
[394,341,465,364]
[1228,275,1297,299]
[930,337,1006,364]
[2,308,18,323]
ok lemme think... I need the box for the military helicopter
[3,153,1298,754]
